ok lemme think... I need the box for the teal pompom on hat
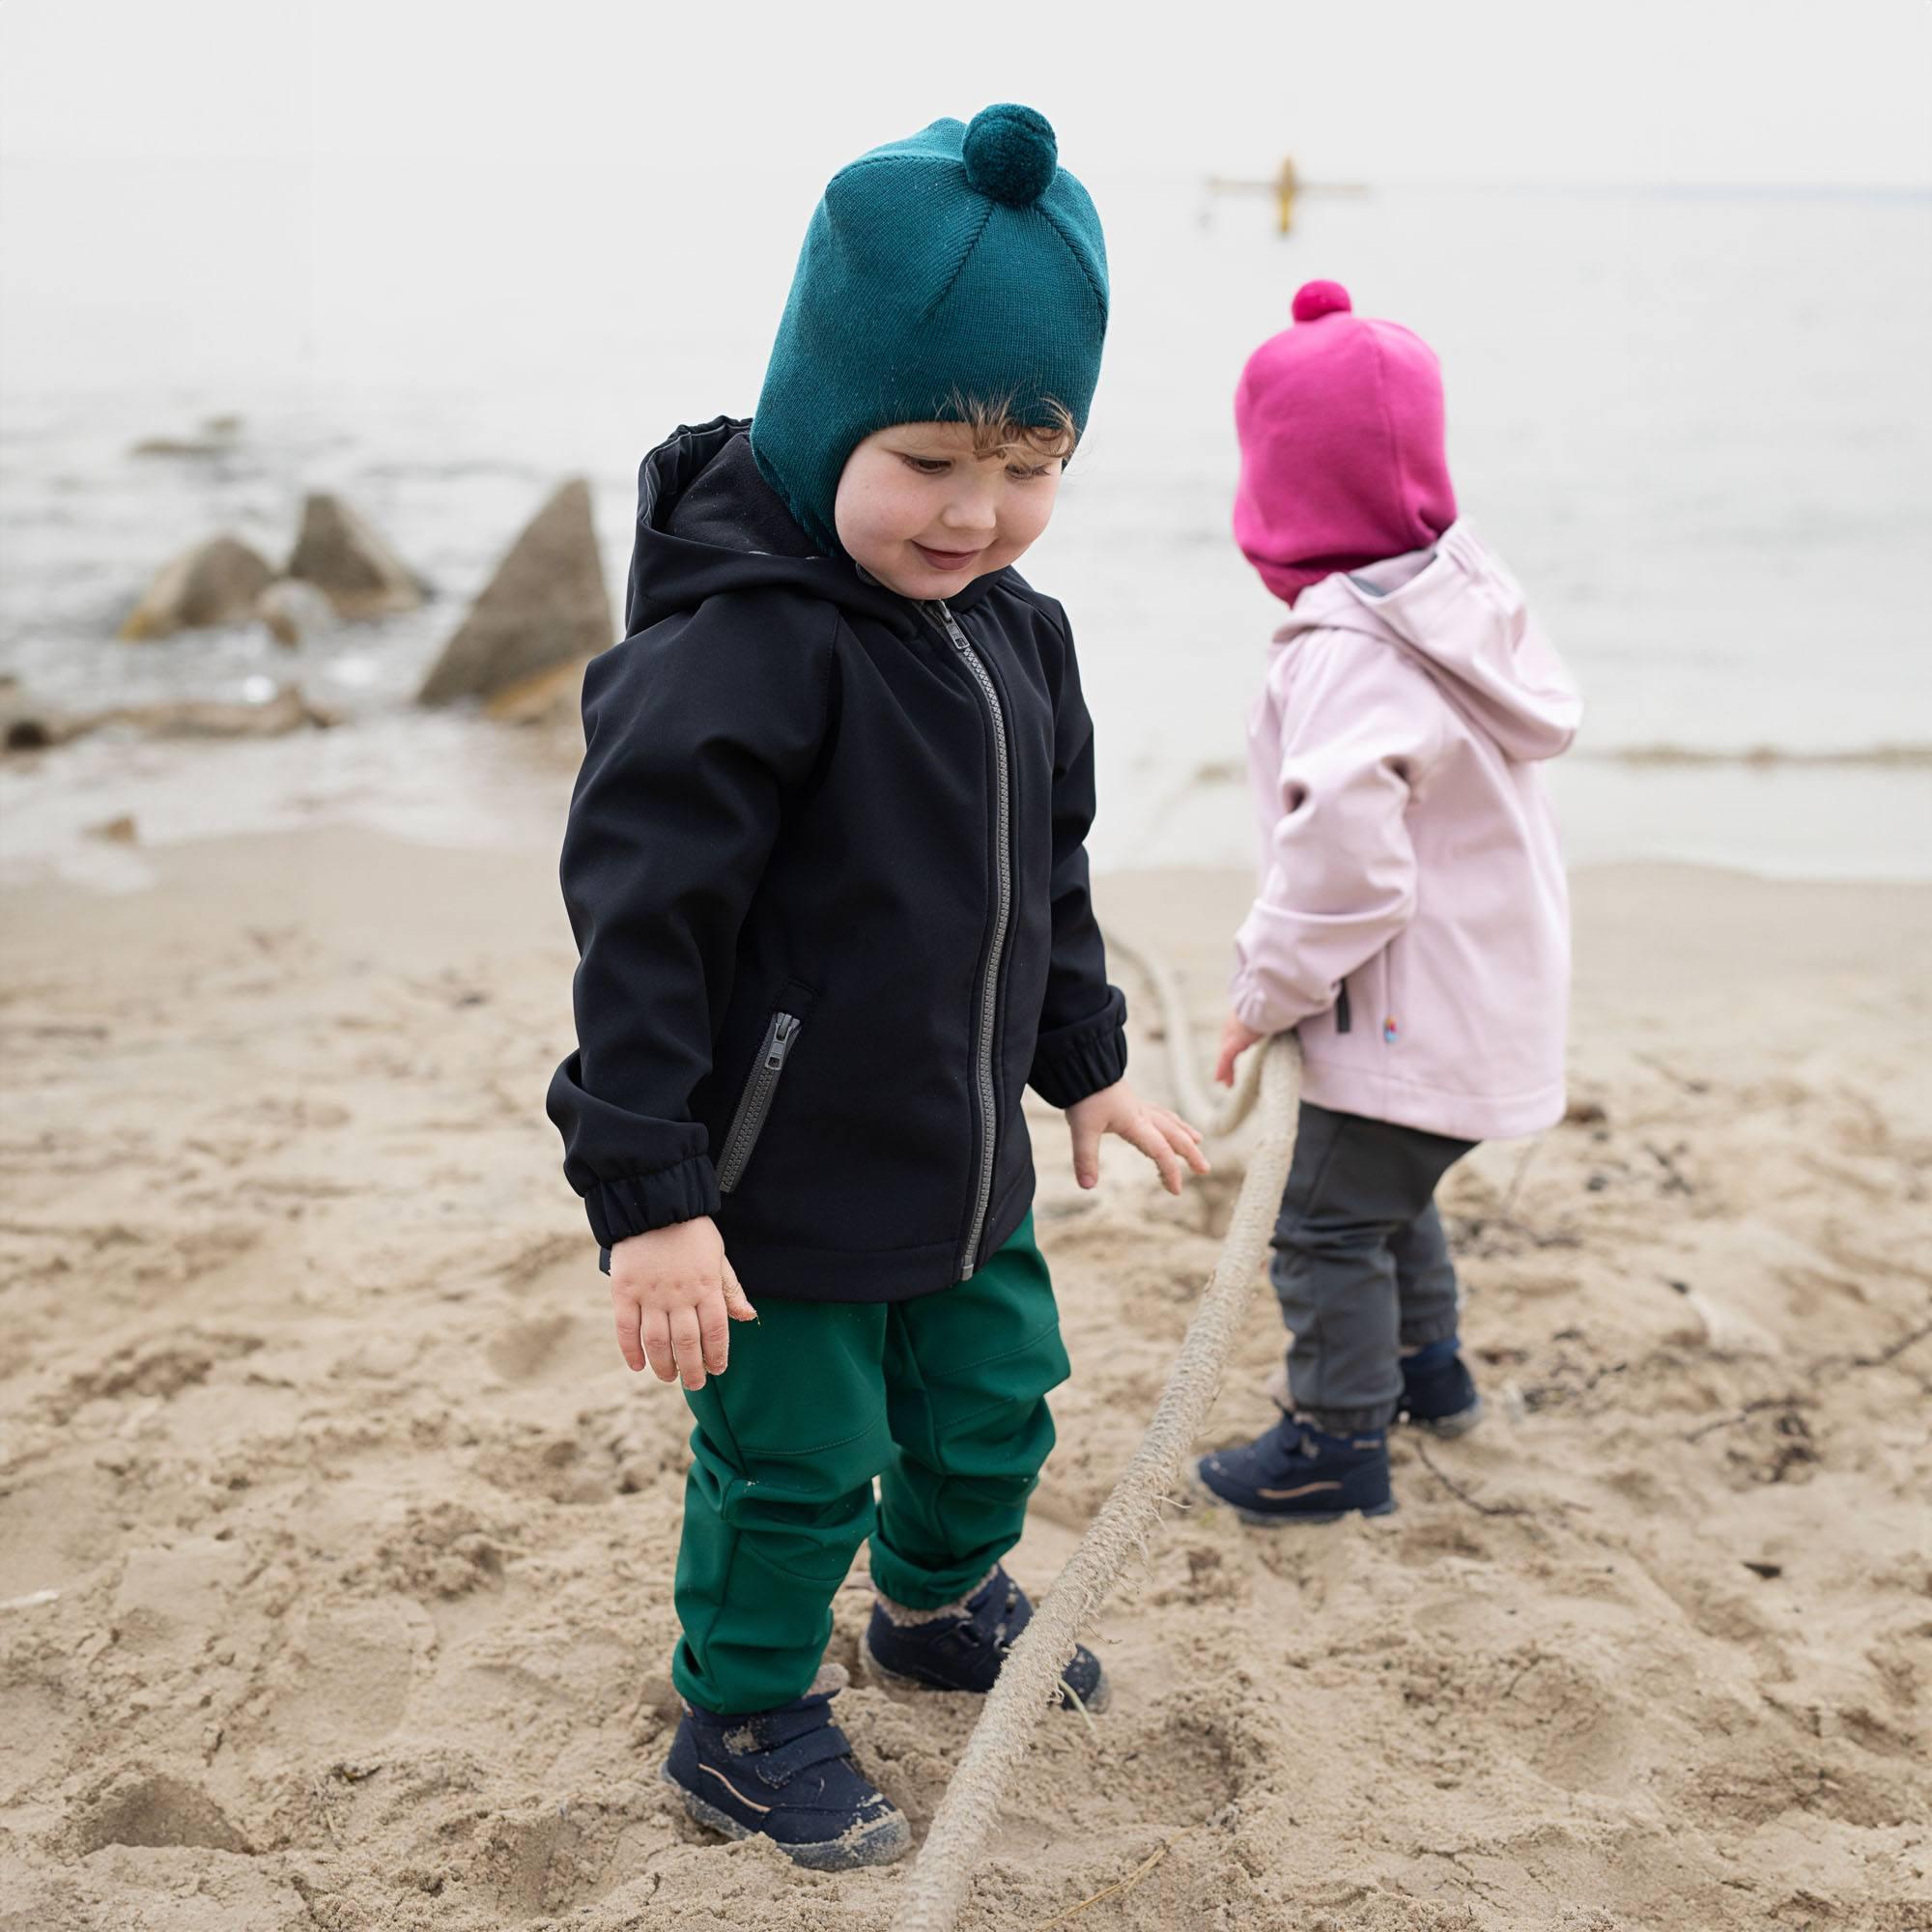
[750,103,1109,555]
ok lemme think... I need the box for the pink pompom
[1292,280,1352,324]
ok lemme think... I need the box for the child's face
[833,423,1063,600]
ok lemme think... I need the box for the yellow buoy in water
[1275,155,1299,235]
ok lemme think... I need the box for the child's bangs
[950,391,1079,463]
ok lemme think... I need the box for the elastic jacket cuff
[582,1153,722,1247]
[1029,1017,1129,1111]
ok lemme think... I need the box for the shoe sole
[1405,1395,1485,1439]
[861,1636,1113,1715]
[1186,1462,1397,1528]
[658,1763,912,1870]
[1225,1496,1398,1527]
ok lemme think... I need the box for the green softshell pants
[671,1213,1069,1715]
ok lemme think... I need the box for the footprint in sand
[485,1312,576,1382]
[244,1600,427,1754]
[71,1773,249,1855]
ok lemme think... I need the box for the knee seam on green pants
[699,1408,888,1468]
[913,1315,1065,1384]
[710,1510,869,1592]
[922,1388,1059,1438]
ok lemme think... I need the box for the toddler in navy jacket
[546,104,1205,1868]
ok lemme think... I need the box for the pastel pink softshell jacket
[1234,280,1458,605]
[1231,524,1582,1142]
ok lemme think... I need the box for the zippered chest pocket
[716,1010,803,1194]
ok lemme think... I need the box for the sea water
[2,159,1927,886]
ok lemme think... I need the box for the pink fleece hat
[1234,280,1457,606]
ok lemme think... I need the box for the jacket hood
[625,416,1007,638]
[1277,521,1580,763]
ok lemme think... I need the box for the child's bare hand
[1065,1079,1209,1196]
[1214,1012,1267,1088]
[608,1216,755,1389]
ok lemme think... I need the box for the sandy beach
[1,817,1927,1931]
[3,3,1928,1922]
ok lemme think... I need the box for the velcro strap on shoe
[753,1697,838,1747]
[751,1725,855,1787]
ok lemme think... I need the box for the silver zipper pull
[935,600,970,650]
[765,1013,799,1068]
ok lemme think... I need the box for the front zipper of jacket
[716,1010,802,1193]
[923,599,1013,1279]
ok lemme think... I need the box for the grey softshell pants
[1270,1100,1477,1432]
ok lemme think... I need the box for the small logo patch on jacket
[1383,1017,1400,1044]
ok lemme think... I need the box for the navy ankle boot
[661,1676,910,1869]
[865,1563,1110,1712]
[1194,1415,1395,1524]
[1399,1337,1484,1435]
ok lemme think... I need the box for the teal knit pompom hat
[750,103,1109,555]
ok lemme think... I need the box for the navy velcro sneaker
[661,1676,910,1870]
[1193,1415,1396,1524]
[865,1563,1110,1712]
[1399,1336,1485,1435]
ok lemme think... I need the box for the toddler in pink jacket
[1196,280,1581,1524]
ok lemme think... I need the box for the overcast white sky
[3,0,1928,187]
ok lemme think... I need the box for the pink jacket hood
[1278,523,1581,764]
[1230,522,1580,1143]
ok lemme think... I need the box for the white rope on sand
[892,932,1301,1932]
